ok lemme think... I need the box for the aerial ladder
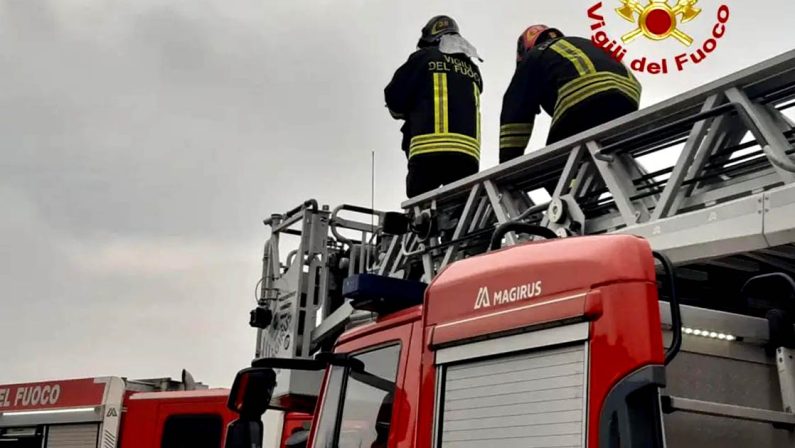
[247,48,795,447]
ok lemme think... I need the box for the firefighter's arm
[499,59,541,164]
[384,51,425,120]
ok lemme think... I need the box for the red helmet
[516,24,563,62]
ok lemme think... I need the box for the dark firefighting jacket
[499,36,641,161]
[385,47,483,161]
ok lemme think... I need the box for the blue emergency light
[342,274,427,315]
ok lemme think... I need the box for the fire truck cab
[308,234,667,448]
[232,234,673,447]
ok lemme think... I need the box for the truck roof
[424,235,655,345]
[127,388,229,401]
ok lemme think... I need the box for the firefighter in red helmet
[385,15,484,198]
[499,25,641,166]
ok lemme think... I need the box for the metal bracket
[663,395,795,428]
[778,347,795,415]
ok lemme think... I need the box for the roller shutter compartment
[439,344,587,448]
[46,424,98,448]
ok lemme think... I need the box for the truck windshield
[312,344,400,448]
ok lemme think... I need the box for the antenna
[371,150,375,230]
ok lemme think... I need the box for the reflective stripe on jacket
[499,36,641,161]
[386,47,483,161]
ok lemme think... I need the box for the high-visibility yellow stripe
[550,43,584,74]
[410,147,478,158]
[552,80,640,125]
[411,133,480,146]
[409,132,480,160]
[441,73,449,133]
[500,122,533,150]
[433,73,442,133]
[431,72,450,134]
[550,40,595,75]
[557,40,596,73]
[555,82,640,124]
[499,136,531,147]
[474,82,481,143]
[550,45,588,75]
[557,78,641,115]
[410,140,479,154]
[500,123,533,134]
[555,82,639,115]
[499,135,530,144]
[499,135,531,150]
[557,72,640,104]
[625,66,639,85]
[410,146,480,159]
[409,140,479,152]
[557,73,640,103]
[409,143,479,159]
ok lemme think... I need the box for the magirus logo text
[474,281,543,310]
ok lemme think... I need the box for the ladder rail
[381,49,795,283]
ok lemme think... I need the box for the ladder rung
[663,395,795,427]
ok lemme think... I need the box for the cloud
[65,236,252,276]
[0,187,258,385]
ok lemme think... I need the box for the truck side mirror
[227,367,277,417]
[224,367,277,448]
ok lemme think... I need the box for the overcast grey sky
[1,0,793,387]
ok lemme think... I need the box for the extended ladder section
[378,48,795,316]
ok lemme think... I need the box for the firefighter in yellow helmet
[499,25,641,165]
[385,15,484,198]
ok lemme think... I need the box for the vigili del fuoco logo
[587,0,730,74]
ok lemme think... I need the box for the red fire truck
[228,234,682,447]
[221,48,795,448]
[0,374,236,447]
[0,373,311,448]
